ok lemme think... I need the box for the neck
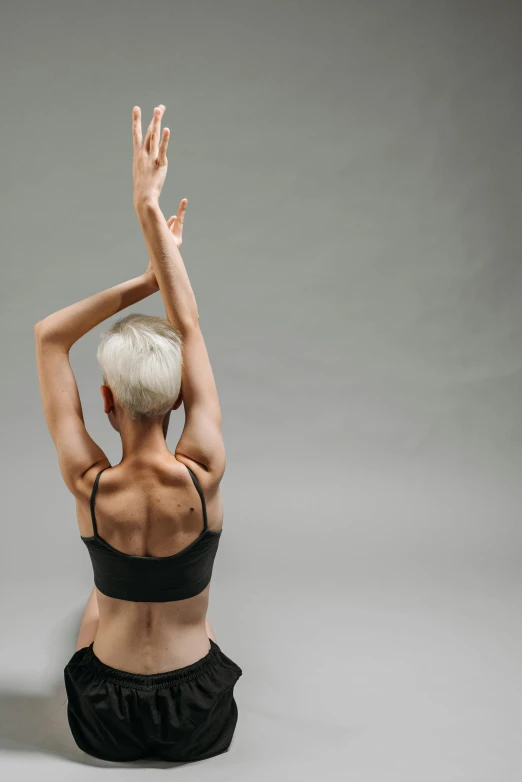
[118,416,171,464]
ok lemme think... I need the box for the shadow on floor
[0,607,186,768]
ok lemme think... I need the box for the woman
[34,104,242,763]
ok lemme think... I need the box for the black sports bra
[81,465,222,602]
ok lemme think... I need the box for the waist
[93,587,211,673]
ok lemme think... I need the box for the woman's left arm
[35,270,159,349]
[34,271,159,495]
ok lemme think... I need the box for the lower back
[93,586,212,673]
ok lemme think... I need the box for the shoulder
[173,453,222,496]
[72,454,222,503]
[73,459,112,503]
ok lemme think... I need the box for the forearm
[35,273,159,350]
[136,199,199,332]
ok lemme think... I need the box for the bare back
[75,455,223,673]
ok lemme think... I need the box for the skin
[35,105,225,673]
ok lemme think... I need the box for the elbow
[178,313,200,333]
[189,312,200,329]
[33,320,56,342]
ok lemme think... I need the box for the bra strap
[90,467,109,537]
[186,466,208,531]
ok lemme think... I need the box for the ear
[172,388,183,411]
[100,384,114,414]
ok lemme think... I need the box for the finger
[157,126,170,166]
[167,215,176,228]
[132,106,142,151]
[175,199,187,224]
[144,104,165,153]
[151,104,165,158]
[151,105,165,158]
[143,109,155,151]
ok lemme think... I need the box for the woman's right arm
[132,105,225,479]
[136,199,199,332]
[137,200,225,477]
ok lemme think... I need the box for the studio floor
[1,575,521,781]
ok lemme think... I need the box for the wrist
[134,196,160,218]
[142,271,160,293]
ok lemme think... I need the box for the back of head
[97,313,183,421]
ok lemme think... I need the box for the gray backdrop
[1,0,521,779]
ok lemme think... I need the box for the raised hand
[132,104,170,210]
[166,198,188,249]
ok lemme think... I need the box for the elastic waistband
[84,638,221,689]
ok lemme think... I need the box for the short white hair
[97,313,183,421]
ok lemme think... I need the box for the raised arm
[132,105,225,479]
[34,272,158,494]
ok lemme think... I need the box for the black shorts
[63,638,243,763]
